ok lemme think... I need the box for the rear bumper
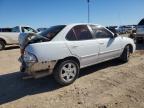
[19,57,57,78]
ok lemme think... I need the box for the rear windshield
[39,25,66,40]
[138,19,144,25]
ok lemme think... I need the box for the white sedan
[19,23,136,86]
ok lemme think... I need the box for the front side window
[90,25,113,38]
[73,25,93,40]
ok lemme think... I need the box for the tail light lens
[23,52,37,63]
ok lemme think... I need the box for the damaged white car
[19,23,136,86]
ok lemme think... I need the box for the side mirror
[113,33,118,38]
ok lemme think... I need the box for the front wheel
[120,45,130,62]
[53,60,79,86]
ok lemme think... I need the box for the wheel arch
[53,56,80,85]
[128,44,133,53]
[54,56,80,71]
[0,38,6,45]
[126,44,133,53]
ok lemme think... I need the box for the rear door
[66,25,100,67]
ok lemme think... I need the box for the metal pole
[87,0,90,23]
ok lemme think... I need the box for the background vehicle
[0,27,12,32]
[0,26,37,50]
[135,18,144,43]
[125,26,133,33]
[116,26,127,34]
[116,25,136,34]
[37,28,47,32]
[19,23,135,86]
[106,26,118,34]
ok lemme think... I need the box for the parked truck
[129,18,144,43]
[0,26,37,50]
[136,18,144,43]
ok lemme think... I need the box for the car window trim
[87,25,97,39]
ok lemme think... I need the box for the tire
[120,45,130,62]
[53,60,80,86]
[0,40,5,51]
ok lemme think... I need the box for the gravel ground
[0,44,144,108]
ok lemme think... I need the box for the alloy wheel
[60,63,77,83]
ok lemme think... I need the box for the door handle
[99,42,104,45]
[71,45,78,48]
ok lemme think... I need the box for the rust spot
[48,65,50,68]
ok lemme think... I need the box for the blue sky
[0,0,144,28]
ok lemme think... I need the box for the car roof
[66,23,101,26]
[61,23,104,29]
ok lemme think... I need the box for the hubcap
[60,63,77,82]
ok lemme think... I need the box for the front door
[90,25,123,62]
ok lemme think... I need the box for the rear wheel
[0,40,5,51]
[120,45,130,62]
[53,60,79,86]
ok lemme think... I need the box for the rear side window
[73,25,93,40]
[66,29,77,41]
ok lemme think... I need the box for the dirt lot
[0,44,144,108]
